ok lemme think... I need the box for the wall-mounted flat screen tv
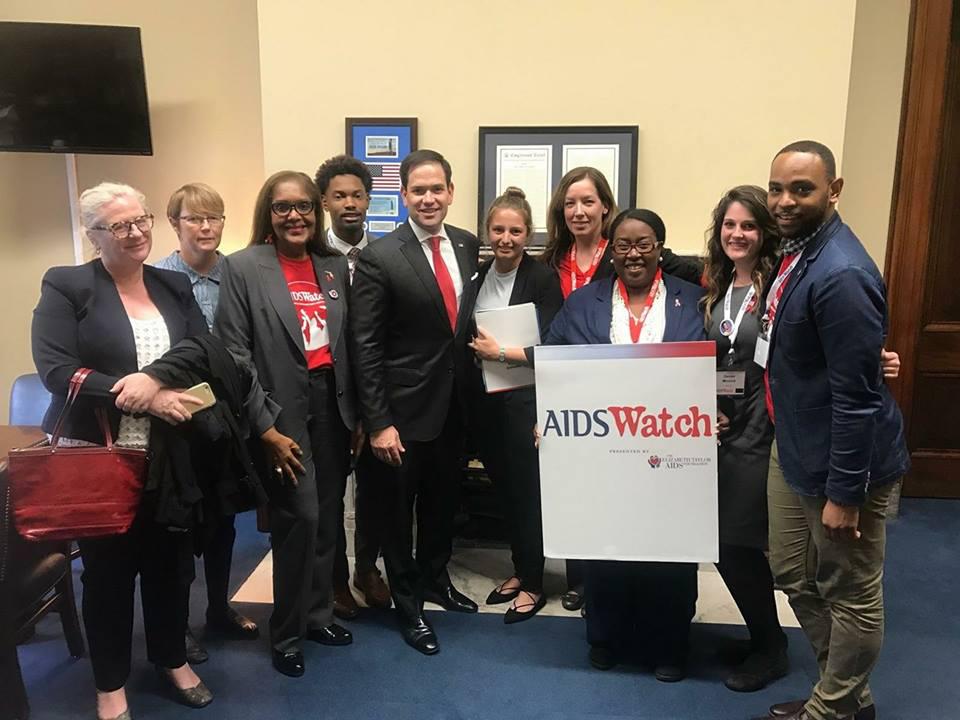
[0,22,152,155]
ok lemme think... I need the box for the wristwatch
[498,347,506,363]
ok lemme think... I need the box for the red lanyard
[616,268,662,343]
[764,253,800,329]
[569,238,608,292]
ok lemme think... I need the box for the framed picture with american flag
[346,117,418,237]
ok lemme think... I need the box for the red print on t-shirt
[277,254,333,369]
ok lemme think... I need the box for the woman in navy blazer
[32,183,214,720]
[544,209,705,682]
[467,188,563,623]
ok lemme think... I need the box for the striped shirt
[154,251,224,330]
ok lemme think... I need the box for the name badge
[716,371,746,397]
[754,335,769,368]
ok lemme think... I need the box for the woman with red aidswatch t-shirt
[214,172,362,679]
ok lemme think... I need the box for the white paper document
[474,303,541,393]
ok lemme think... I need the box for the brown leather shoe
[333,584,360,619]
[353,569,391,609]
[768,700,875,720]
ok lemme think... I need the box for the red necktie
[430,236,458,330]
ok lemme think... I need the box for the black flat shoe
[184,629,208,665]
[589,646,617,670]
[725,647,788,692]
[400,616,439,655]
[486,579,522,605]
[271,648,305,677]
[206,606,259,640]
[654,662,686,683]
[561,588,585,611]
[504,592,546,624]
[307,623,353,646]
[423,584,478,613]
[155,666,214,708]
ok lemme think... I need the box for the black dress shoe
[753,708,812,720]
[400,616,439,655]
[423,584,478,613]
[206,606,260,640]
[561,587,585,611]
[271,648,305,677]
[307,623,353,646]
[184,628,208,665]
[725,647,789,692]
[589,646,617,670]
[769,700,875,720]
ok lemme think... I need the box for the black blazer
[474,252,564,333]
[32,259,208,444]
[350,221,480,442]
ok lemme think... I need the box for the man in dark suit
[350,149,480,654]
[754,141,909,720]
[315,155,392,618]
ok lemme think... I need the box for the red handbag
[7,368,147,541]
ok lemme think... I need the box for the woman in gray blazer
[214,171,359,678]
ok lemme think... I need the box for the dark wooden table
[0,426,44,463]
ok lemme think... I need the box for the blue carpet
[17,498,959,719]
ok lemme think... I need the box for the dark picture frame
[477,125,638,245]
[345,117,418,236]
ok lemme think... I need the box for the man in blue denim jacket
[752,141,909,720]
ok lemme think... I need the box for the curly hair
[701,185,779,328]
[314,154,373,195]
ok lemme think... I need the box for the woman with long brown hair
[215,171,360,677]
[701,185,789,692]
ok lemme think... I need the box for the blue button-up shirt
[154,251,224,330]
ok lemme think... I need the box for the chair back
[9,374,51,426]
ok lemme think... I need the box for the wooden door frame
[884,0,956,495]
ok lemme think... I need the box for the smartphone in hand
[184,381,217,412]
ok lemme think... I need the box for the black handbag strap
[48,368,115,448]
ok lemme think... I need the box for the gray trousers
[767,440,895,720]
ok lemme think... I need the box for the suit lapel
[95,261,138,371]
[662,279,683,342]
[449,228,477,334]
[143,269,186,344]
[508,254,531,306]
[313,255,344,352]
[256,251,305,355]
[399,225,451,329]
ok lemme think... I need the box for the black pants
[333,447,386,586]
[368,401,464,621]
[185,512,237,623]
[472,388,544,592]
[268,368,350,651]
[584,560,698,664]
[715,542,787,653]
[77,515,194,692]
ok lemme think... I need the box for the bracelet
[498,347,506,363]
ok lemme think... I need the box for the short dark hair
[314,154,373,195]
[609,208,666,246]
[775,140,837,180]
[400,149,452,187]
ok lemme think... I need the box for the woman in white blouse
[31,182,213,719]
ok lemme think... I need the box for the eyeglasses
[612,238,661,255]
[91,214,155,240]
[179,214,225,227]
[270,201,315,216]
